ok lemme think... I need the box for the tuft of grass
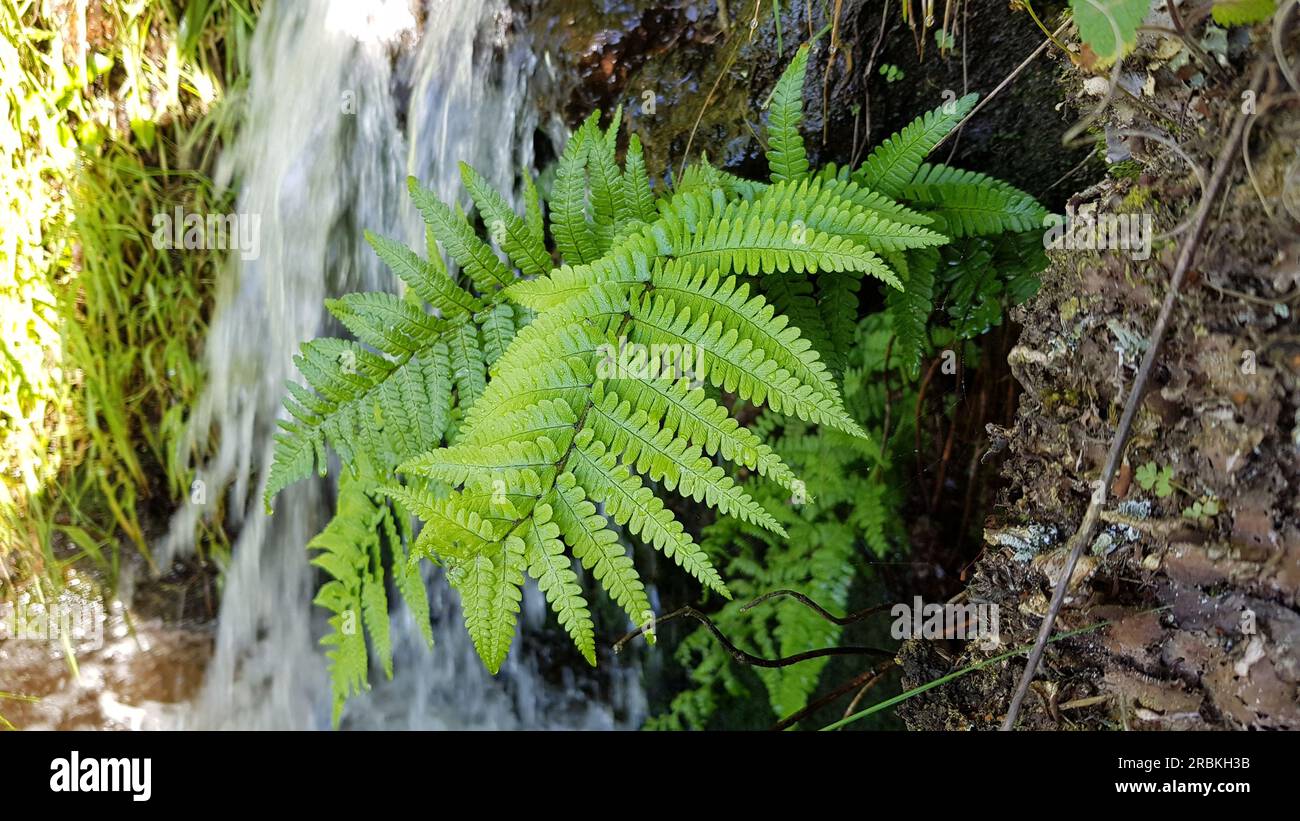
[1,0,258,605]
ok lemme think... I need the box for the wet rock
[524,0,1094,205]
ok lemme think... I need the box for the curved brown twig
[740,588,896,624]
[770,659,896,731]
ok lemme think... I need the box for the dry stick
[841,663,892,717]
[1000,64,1269,731]
[679,0,763,180]
[771,660,896,731]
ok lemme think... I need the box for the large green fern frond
[267,43,1052,709]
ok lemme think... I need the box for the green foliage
[1,0,257,597]
[1135,461,1174,498]
[650,53,1048,729]
[268,44,1047,723]
[1069,0,1152,65]
[1210,0,1276,25]
[309,475,430,726]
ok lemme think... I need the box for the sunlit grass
[1,0,258,603]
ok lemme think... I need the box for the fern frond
[548,472,655,636]
[584,391,787,537]
[760,272,832,360]
[459,161,551,276]
[816,270,862,379]
[400,435,561,495]
[751,178,948,257]
[551,120,597,265]
[651,263,844,402]
[408,176,514,292]
[902,167,1048,237]
[665,206,889,279]
[569,430,728,596]
[855,93,978,198]
[478,303,518,367]
[364,230,483,317]
[523,502,597,665]
[450,535,526,675]
[599,375,800,493]
[885,249,937,378]
[274,47,1053,696]
[584,108,626,251]
[447,316,487,407]
[622,133,658,224]
[766,44,811,182]
[325,292,444,356]
[627,290,868,438]
[308,479,397,726]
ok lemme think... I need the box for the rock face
[899,23,1300,730]
[525,0,1092,206]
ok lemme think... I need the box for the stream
[158,0,645,730]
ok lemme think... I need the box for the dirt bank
[899,19,1300,730]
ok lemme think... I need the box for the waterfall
[163,0,644,730]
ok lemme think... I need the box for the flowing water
[161,0,645,730]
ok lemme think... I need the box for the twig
[853,0,892,167]
[1000,64,1269,731]
[934,19,1069,153]
[770,660,896,730]
[680,0,763,180]
[741,588,895,623]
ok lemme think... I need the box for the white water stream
[161,0,644,730]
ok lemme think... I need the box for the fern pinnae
[452,536,526,675]
[649,263,844,403]
[407,177,514,293]
[324,291,444,355]
[477,303,518,367]
[459,162,551,277]
[364,229,483,317]
[766,43,811,183]
[622,133,658,224]
[884,249,937,378]
[853,92,978,198]
[523,502,597,665]
[548,472,655,638]
[586,107,627,247]
[600,376,802,494]
[447,316,488,408]
[568,431,728,597]
[582,393,786,537]
[550,124,598,265]
[625,289,868,439]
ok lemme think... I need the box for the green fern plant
[265,41,1047,723]
[649,52,1048,729]
[649,315,912,729]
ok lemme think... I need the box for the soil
[898,21,1300,730]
